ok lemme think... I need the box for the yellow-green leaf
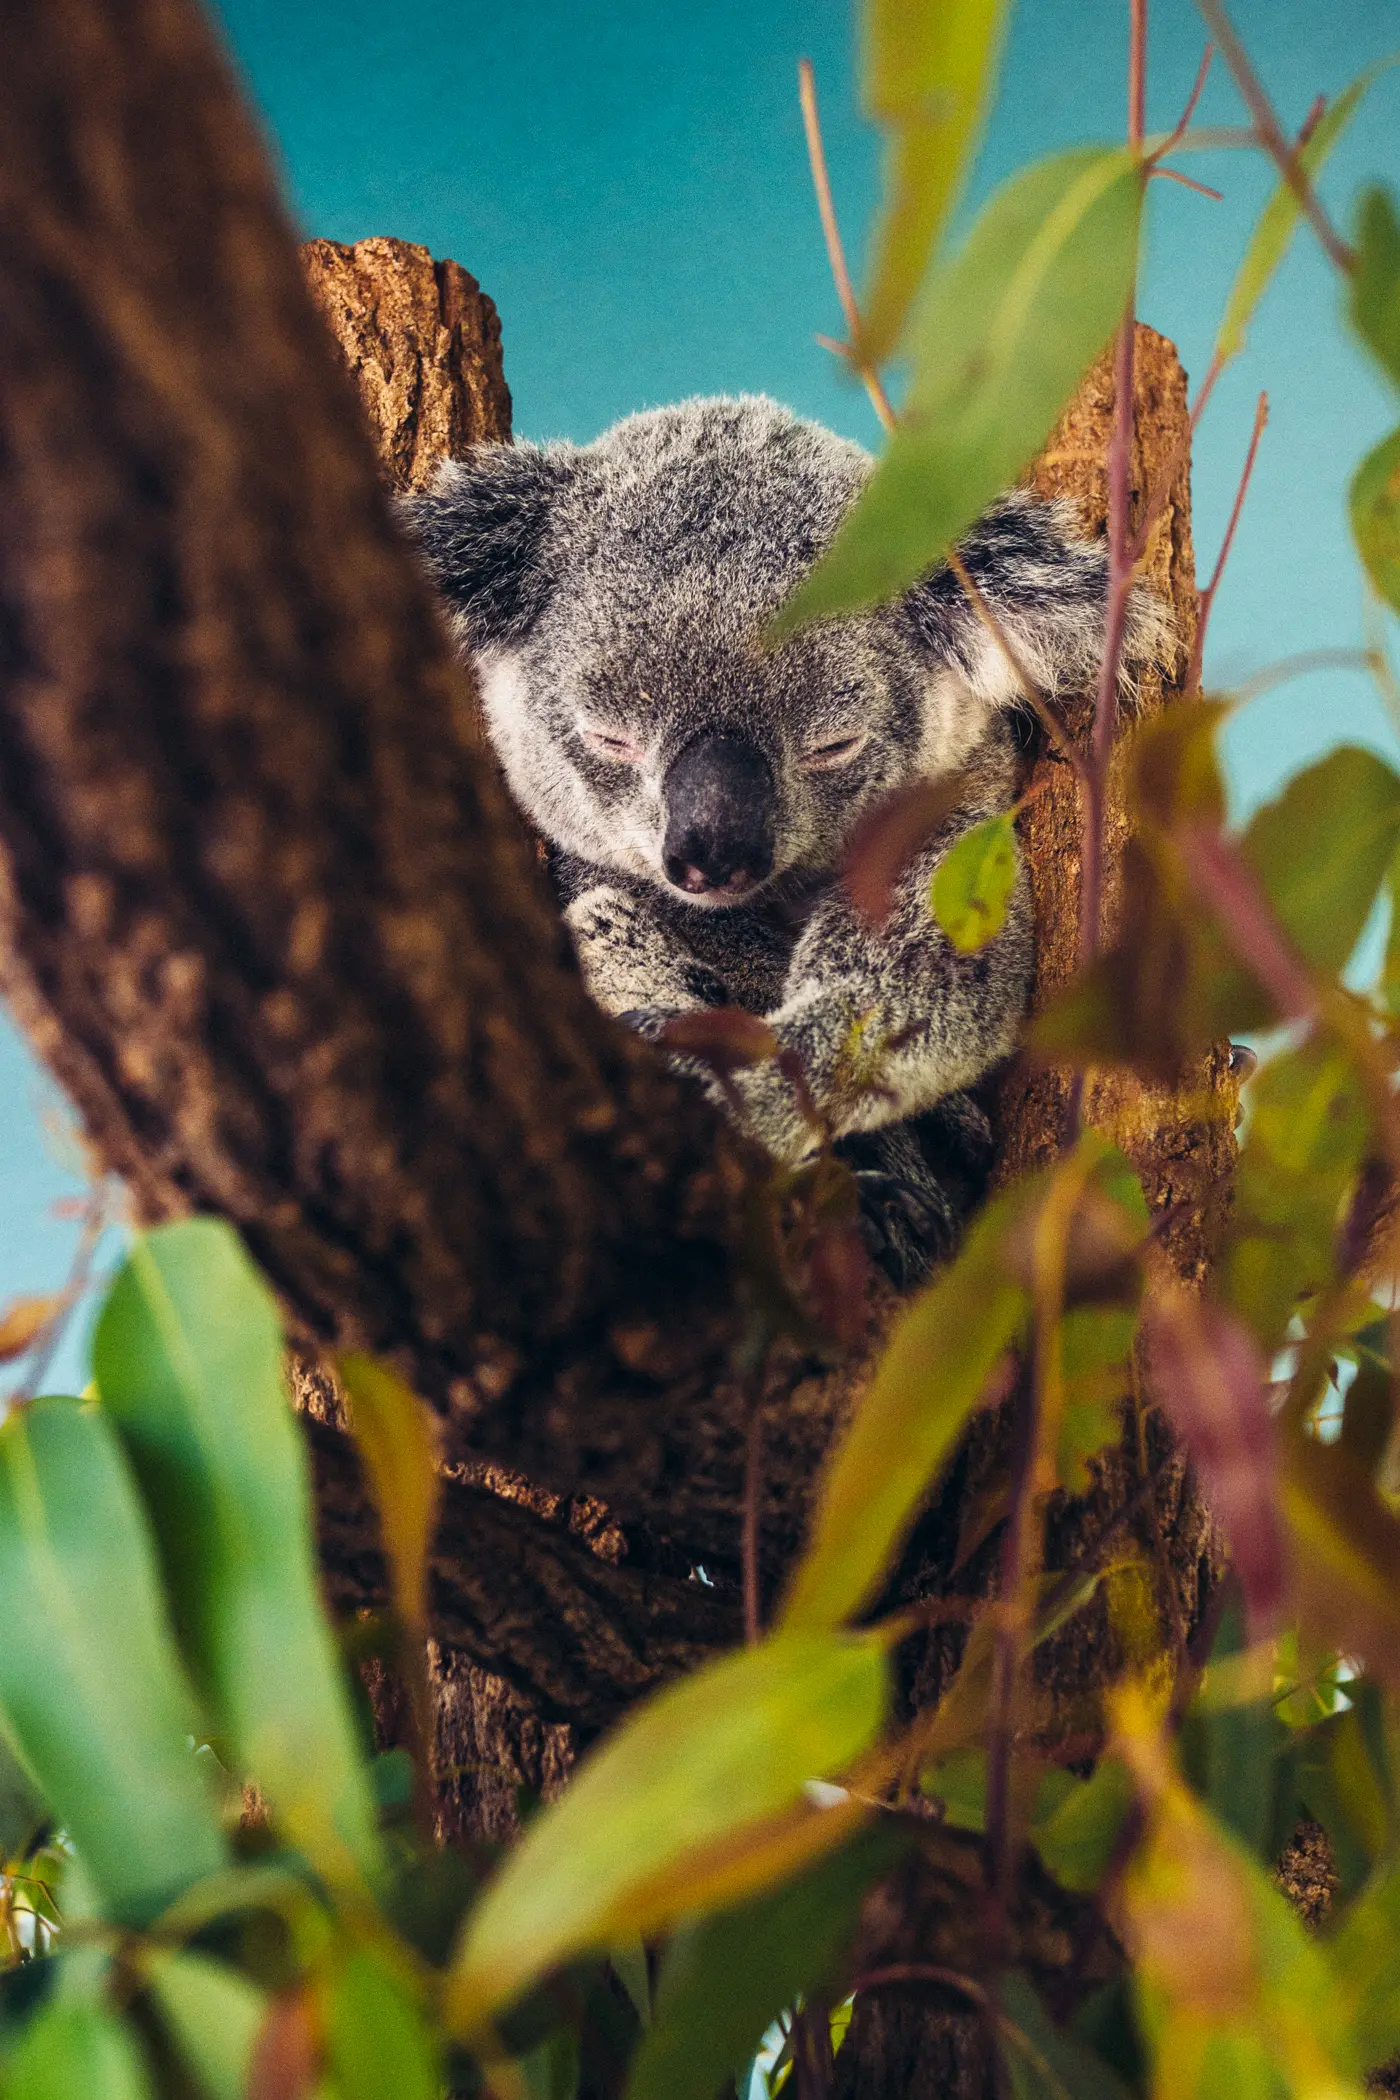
[339,1354,441,1648]
[0,1397,227,1928]
[1353,424,1400,616]
[930,812,1021,953]
[781,1184,1030,1632]
[8,1999,154,2100]
[1353,183,1400,392]
[444,1631,887,2032]
[145,1951,267,2100]
[1216,67,1382,363]
[93,1221,381,1895]
[776,146,1140,628]
[858,0,1011,363]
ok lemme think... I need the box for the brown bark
[0,4,1240,2092]
[833,339,1231,2097]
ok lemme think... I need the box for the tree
[3,1,1400,2097]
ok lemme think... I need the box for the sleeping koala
[402,396,1160,1281]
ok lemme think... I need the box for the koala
[402,396,1162,1283]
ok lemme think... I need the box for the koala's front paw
[618,1005,679,1043]
[851,1169,955,1290]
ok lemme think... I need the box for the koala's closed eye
[579,723,646,765]
[799,729,870,771]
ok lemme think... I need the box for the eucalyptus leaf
[625,1827,899,2100]
[8,1997,153,2100]
[776,146,1140,628]
[1352,424,1400,617]
[324,1949,440,2100]
[338,1354,441,1649]
[858,0,1011,362]
[1216,67,1383,363]
[1030,1759,1133,1895]
[1241,744,1400,982]
[930,812,1021,953]
[93,1220,381,1894]
[780,1180,1030,1632]
[444,1632,887,2032]
[0,1397,227,1928]
[997,1971,1134,2100]
[145,1951,266,2100]
[1352,183,1400,391]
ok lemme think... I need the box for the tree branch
[305,1416,739,1733]
[0,0,790,1561]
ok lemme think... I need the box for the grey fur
[402,395,1164,1229]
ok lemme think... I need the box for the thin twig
[1146,42,1216,167]
[1078,312,1139,970]
[982,1372,1037,1928]
[1149,165,1224,200]
[798,59,897,434]
[1230,644,1376,705]
[946,550,1089,781]
[8,1182,111,1408]
[1077,0,1148,978]
[1186,389,1268,693]
[1194,0,1356,274]
[854,1964,988,2007]
[742,1401,765,1644]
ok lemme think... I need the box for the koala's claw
[618,1005,677,1042]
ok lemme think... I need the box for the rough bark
[832,337,1233,2098]
[293,238,596,1827]
[0,4,1241,2092]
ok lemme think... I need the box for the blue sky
[4,0,1397,1386]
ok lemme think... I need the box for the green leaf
[1057,1307,1137,1493]
[1353,183,1400,391]
[780,1182,1029,1632]
[324,1949,440,2100]
[1383,843,1400,1015]
[858,0,1011,363]
[1352,424,1400,617]
[1030,1759,1133,1895]
[8,1999,154,2100]
[338,1354,441,1649]
[1242,745,1400,981]
[1216,68,1382,363]
[930,813,1021,953]
[996,1971,1134,2100]
[0,1397,227,1927]
[624,1827,899,2100]
[1299,1710,1390,1902]
[444,1631,888,2032]
[776,146,1140,628]
[0,1726,48,1863]
[145,1951,266,2100]
[92,1221,381,1894]
[1222,1038,1369,1352]
[517,2028,582,2100]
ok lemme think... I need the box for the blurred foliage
[3,1,1400,2097]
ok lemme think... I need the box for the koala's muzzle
[662,733,776,899]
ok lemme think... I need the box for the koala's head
[402,396,1121,905]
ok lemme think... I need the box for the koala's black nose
[662,733,775,899]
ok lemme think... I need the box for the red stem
[1186,389,1268,693]
[1194,0,1355,274]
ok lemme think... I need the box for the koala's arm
[730,787,1032,1165]
[564,882,733,1014]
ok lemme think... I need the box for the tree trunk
[0,4,1237,2093]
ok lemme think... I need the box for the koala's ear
[398,441,578,648]
[902,490,1169,707]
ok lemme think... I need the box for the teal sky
[4,0,1398,1386]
